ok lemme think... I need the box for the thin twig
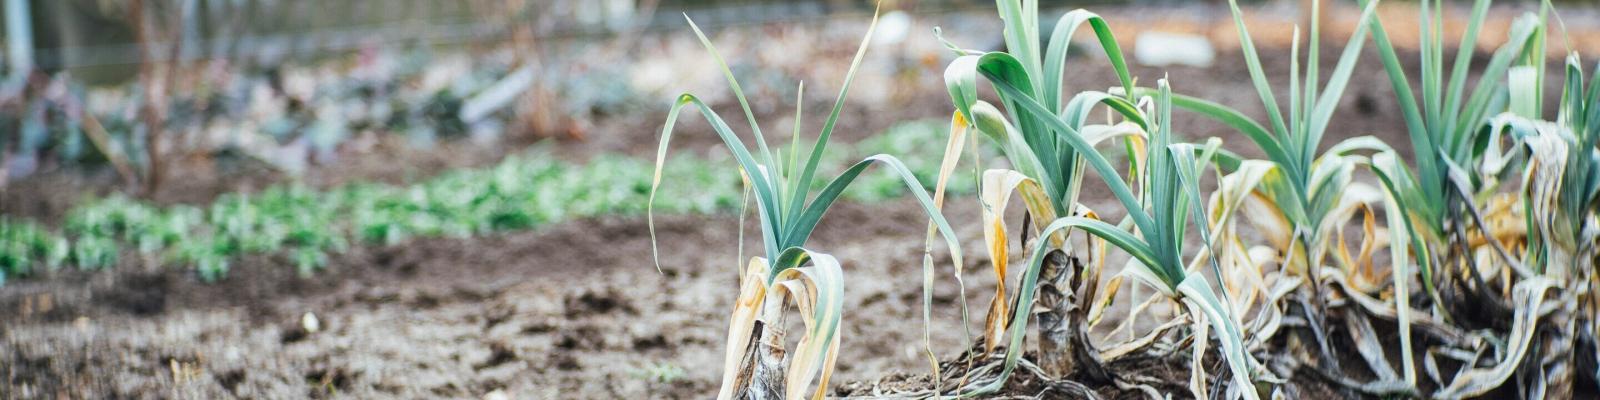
[78,112,138,189]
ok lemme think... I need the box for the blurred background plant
[0,117,974,283]
[18,0,1590,196]
[0,0,1022,286]
[0,0,667,191]
[0,0,1037,193]
[1,147,741,281]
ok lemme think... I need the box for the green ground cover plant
[0,118,964,286]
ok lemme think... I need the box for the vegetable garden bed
[7,1,1600,399]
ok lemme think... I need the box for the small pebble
[302,312,320,333]
[483,389,510,400]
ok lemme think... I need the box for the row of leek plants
[656,0,1600,398]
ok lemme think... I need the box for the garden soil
[4,193,1358,399]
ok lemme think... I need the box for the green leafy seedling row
[0,120,966,285]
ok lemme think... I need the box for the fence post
[4,0,32,75]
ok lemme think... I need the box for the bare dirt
[0,193,1358,399]
[0,195,997,399]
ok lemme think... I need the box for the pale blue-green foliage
[0,122,968,285]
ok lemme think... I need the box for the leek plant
[1159,0,1428,391]
[1353,0,1600,397]
[1438,53,1600,399]
[939,2,1261,392]
[648,13,963,399]
[958,80,1262,399]
[939,1,1144,382]
[1356,0,1546,324]
[1537,56,1600,395]
[1519,58,1600,278]
[1170,0,1383,294]
[1340,1,1553,396]
[1533,53,1600,400]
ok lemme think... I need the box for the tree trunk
[1035,250,1111,382]
[130,0,183,196]
[732,320,786,400]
